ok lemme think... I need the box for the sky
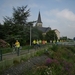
[0,0,75,39]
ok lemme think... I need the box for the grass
[22,45,75,75]
[1,44,75,75]
[0,45,47,74]
[0,47,12,54]
[22,45,33,50]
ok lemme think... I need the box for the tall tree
[12,5,30,25]
[3,5,34,46]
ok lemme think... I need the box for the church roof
[36,11,51,33]
[37,27,51,33]
[37,11,42,23]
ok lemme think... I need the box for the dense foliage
[45,30,57,42]
[32,27,43,40]
[0,6,35,47]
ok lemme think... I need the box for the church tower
[36,11,42,27]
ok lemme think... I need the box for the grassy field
[0,44,75,75]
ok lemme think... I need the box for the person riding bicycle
[15,40,20,55]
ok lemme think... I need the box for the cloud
[57,9,75,21]
[48,9,75,21]
[43,9,75,38]
[44,9,75,28]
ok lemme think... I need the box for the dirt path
[3,48,38,60]
[2,45,47,60]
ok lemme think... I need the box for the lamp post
[54,34,55,41]
[29,21,36,46]
[30,26,31,46]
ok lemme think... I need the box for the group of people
[32,40,47,47]
[13,39,47,49]
[12,39,47,55]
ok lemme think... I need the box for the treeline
[0,5,57,47]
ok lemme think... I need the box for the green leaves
[1,6,33,46]
[45,30,57,42]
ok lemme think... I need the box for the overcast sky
[0,0,75,39]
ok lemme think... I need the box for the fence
[0,50,2,61]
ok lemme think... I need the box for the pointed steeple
[37,11,42,23]
[36,11,42,27]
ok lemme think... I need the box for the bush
[1,47,12,54]
[66,46,75,53]
[51,44,58,52]
[0,39,10,48]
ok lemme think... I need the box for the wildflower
[45,67,52,75]
[45,58,53,66]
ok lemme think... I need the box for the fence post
[17,48,20,56]
[0,50,2,61]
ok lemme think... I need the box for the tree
[32,27,43,41]
[2,5,34,46]
[12,5,30,25]
[0,24,5,39]
[45,30,57,42]
[73,37,75,41]
[60,36,67,41]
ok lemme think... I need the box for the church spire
[37,11,42,23]
[36,11,42,27]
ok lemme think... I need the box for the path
[2,45,47,60]
[3,49,37,60]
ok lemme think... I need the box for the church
[35,11,60,39]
